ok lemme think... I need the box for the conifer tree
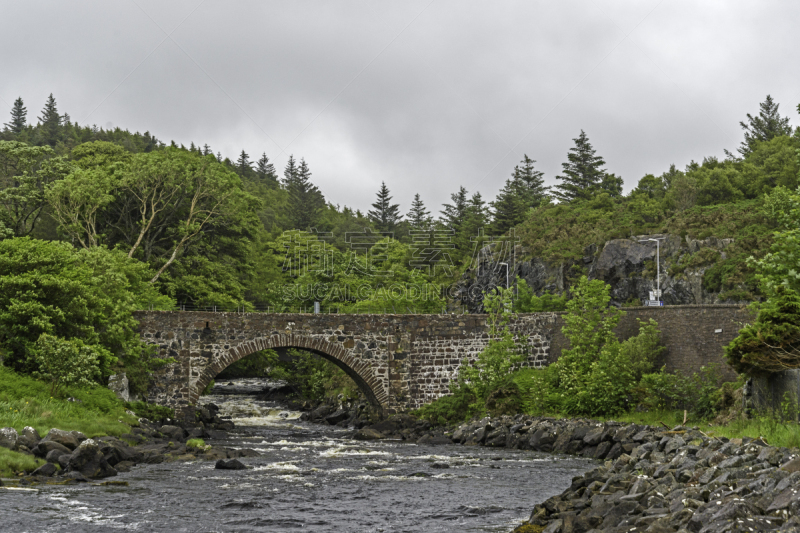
[284,156,325,229]
[368,182,402,233]
[440,186,469,232]
[737,95,793,156]
[235,150,253,179]
[255,152,278,185]
[407,193,431,229]
[38,93,61,147]
[552,130,606,202]
[202,144,211,156]
[491,155,548,234]
[4,98,27,134]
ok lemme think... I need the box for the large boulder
[215,459,247,470]
[31,463,57,477]
[17,426,41,449]
[65,439,117,479]
[34,440,71,458]
[353,428,384,441]
[158,425,186,442]
[42,428,80,450]
[0,427,18,450]
[324,409,350,425]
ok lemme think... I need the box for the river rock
[17,426,41,449]
[158,425,186,441]
[0,427,18,450]
[215,459,247,470]
[34,440,72,458]
[31,462,57,477]
[42,428,80,450]
[353,428,383,440]
[324,409,349,425]
[66,439,117,479]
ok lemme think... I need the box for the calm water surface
[1,379,593,532]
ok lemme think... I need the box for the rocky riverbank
[303,401,800,532]
[0,403,261,485]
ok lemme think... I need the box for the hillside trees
[491,154,548,234]
[407,193,431,229]
[0,141,71,238]
[368,181,402,233]
[4,98,27,134]
[552,130,607,202]
[283,156,325,230]
[737,95,794,156]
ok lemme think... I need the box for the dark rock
[310,404,333,420]
[325,409,349,425]
[62,471,88,482]
[32,463,57,477]
[42,429,80,451]
[158,425,186,441]
[353,428,383,440]
[34,440,72,458]
[66,439,117,479]
[215,459,247,470]
[430,462,450,469]
[17,426,41,450]
[205,429,228,440]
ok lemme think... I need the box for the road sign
[645,300,663,307]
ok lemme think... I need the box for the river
[1,379,593,532]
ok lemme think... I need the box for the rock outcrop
[454,233,742,311]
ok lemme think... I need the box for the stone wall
[550,304,752,383]
[133,311,556,416]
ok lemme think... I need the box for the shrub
[636,364,723,418]
[31,334,104,396]
[186,438,206,449]
[125,401,174,423]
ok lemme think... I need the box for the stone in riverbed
[324,409,349,425]
[17,426,41,450]
[32,462,57,477]
[66,439,117,479]
[215,459,247,470]
[353,428,383,441]
[0,427,18,450]
[42,428,80,451]
[34,440,71,458]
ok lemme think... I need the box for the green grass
[0,365,138,477]
[186,438,206,449]
[0,447,45,477]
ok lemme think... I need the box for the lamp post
[498,262,509,290]
[639,238,665,305]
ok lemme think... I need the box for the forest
[0,92,799,400]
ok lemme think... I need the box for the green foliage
[636,364,724,419]
[513,278,567,312]
[31,334,103,396]
[413,386,479,426]
[726,287,800,374]
[0,238,173,392]
[186,438,206,449]
[267,349,361,403]
[217,350,276,379]
[0,447,45,477]
[125,401,174,423]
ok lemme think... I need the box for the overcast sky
[2,1,799,214]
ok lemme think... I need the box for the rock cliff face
[453,233,741,312]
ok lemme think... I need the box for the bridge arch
[190,333,390,410]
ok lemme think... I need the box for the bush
[513,278,567,312]
[636,364,723,418]
[31,334,103,396]
[125,401,174,423]
[186,438,206,449]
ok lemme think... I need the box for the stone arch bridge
[133,311,557,417]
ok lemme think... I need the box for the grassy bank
[0,366,138,477]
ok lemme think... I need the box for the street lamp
[639,238,665,306]
[498,262,509,290]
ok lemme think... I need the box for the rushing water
[1,379,593,532]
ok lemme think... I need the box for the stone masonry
[134,304,751,417]
[133,311,556,417]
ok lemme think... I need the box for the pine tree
[4,97,27,134]
[440,186,469,232]
[407,193,431,229]
[737,95,793,156]
[255,152,278,185]
[235,150,253,179]
[38,93,61,146]
[552,130,606,202]
[284,156,325,229]
[368,182,402,233]
[202,144,211,156]
[189,141,196,152]
[491,155,548,234]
